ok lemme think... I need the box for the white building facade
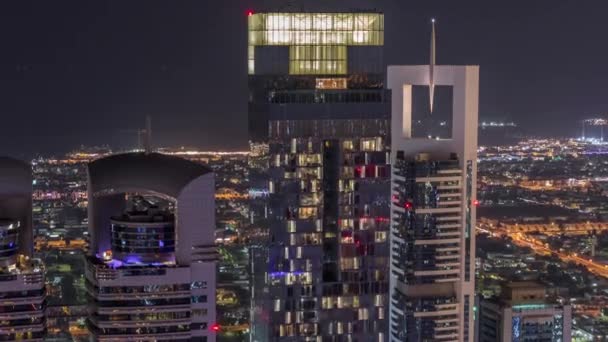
[85,153,218,342]
[387,65,479,341]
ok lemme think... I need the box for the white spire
[429,18,436,113]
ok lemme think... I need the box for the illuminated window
[191,281,207,289]
[297,153,321,166]
[337,321,344,334]
[248,13,383,46]
[298,207,318,219]
[360,137,383,151]
[300,193,320,206]
[287,220,296,233]
[248,13,383,75]
[374,294,384,306]
[342,140,355,151]
[359,217,375,230]
[375,231,387,243]
[290,138,297,154]
[289,46,347,75]
[358,308,369,320]
[340,257,360,270]
[248,46,255,74]
[339,218,353,230]
[316,78,347,89]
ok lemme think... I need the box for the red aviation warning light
[473,199,479,206]
[211,323,221,332]
[246,10,254,17]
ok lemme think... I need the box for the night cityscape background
[1,1,608,156]
[1,1,608,342]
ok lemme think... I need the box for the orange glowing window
[316,78,347,89]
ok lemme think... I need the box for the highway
[478,225,608,278]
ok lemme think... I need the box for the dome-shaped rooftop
[88,152,212,198]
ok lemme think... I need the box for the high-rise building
[0,157,46,342]
[387,64,479,341]
[477,282,572,342]
[247,11,390,341]
[85,152,218,342]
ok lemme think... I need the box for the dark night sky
[1,0,607,157]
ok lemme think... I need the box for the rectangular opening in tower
[410,85,453,139]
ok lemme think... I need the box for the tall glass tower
[387,65,479,341]
[248,11,390,341]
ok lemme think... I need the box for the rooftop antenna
[429,18,436,114]
[143,115,152,154]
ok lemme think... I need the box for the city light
[5,4,606,342]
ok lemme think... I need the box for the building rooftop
[88,152,212,198]
[0,157,32,195]
[506,281,545,289]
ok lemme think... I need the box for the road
[478,225,608,278]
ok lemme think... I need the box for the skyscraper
[387,64,479,341]
[85,152,218,342]
[0,157,46,342]
[477,282,572,342]
[247,11,390,341]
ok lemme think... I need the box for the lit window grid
[289,45,347,75]
[248,13,384,46]
[249,30,383,46]
[248,13,383,75]
[248,45,255,74]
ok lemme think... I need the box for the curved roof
[0,157,32,195]
[88,152,212,198]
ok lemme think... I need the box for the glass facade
[247,11,388,341]
[391,154,464,341]
[248,12,383,75]
[110,218,176,262]
[264,132,390,341]
[289,45,347,75]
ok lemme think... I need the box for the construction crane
[119,116,153,153]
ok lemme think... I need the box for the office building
[387,63,479,341]
[478,282,571,342]
[85,152,217,342]
[248,11,390,341]
[0,157,46,342]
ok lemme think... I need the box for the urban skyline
[2,2,608,342]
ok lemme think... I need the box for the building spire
[429,18,436,114]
